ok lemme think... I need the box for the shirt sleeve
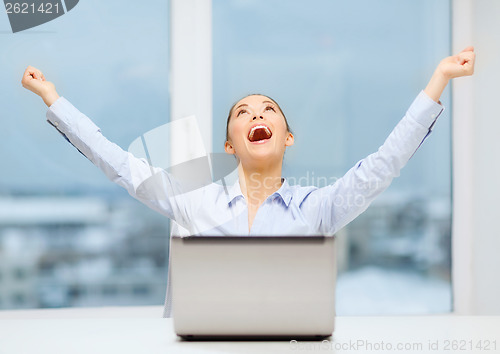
[45,97,192,228]
[303,90,444,235]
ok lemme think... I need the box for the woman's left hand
[436,46,475,80]
[424,46,475,102]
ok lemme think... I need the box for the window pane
[0,0,170,309]
[213,0,451,314]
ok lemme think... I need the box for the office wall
[472,0,500,315]
[453,0,500,315]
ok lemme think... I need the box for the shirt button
[53,121,59,127]
[431,114,436,119]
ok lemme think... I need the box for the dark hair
[225,94,292,143]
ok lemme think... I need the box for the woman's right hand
[21,66,60,107]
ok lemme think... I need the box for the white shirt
[46,90,444,317]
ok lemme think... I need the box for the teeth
[249,125,271,140]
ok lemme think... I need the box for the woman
[21,47,475,316]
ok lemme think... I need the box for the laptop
[170,235,337,340]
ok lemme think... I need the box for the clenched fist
[437,46,475,80]
[21,66,60,107]
[424,46,476,102]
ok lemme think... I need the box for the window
[0,0,170,309]
[13,268,27,280]
[132,285,150,297]
[102,285,118,297]
[12,293,26,305]
[212,0,452,314]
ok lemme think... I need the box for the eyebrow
[234,103,248,111]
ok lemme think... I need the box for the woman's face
[224,95,294,167]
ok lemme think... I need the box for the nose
[252,116,264,120]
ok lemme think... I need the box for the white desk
[0,306,499,353]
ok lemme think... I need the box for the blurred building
[0,197,168,309]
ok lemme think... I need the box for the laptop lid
[171,235,336,339]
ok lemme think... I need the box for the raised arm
[304,47,476,235]
[21,66,192,229]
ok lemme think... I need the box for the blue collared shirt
[46,90,444,316]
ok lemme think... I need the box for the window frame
[450,0,474,315]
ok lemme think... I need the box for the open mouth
[248,124,272,142]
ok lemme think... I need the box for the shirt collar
[272,178,293,207]
[226,177,292,207]
[226,178,244,205]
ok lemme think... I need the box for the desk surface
[0,307,499,354]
